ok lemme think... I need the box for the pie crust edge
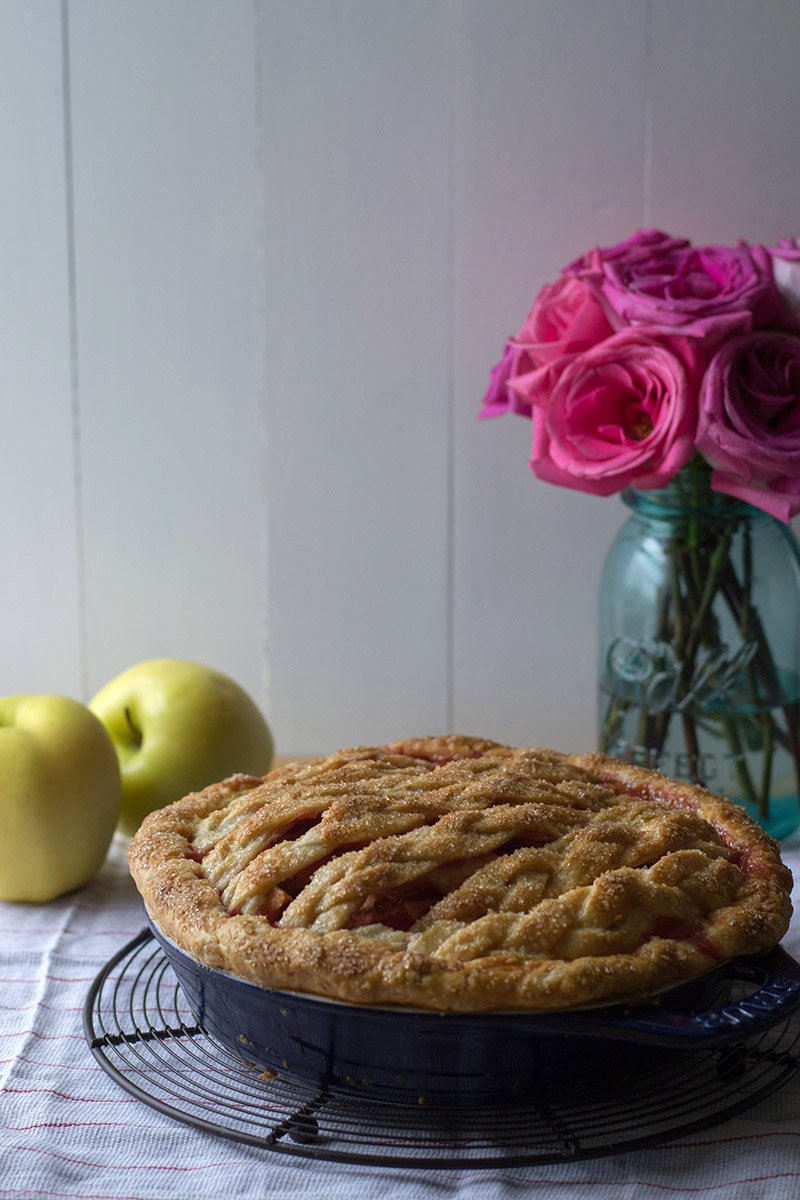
[128,739,794,1013]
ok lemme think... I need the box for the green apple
[89,658,274,836]
[0,695,121,902]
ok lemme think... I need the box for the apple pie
[128,736,793,1012]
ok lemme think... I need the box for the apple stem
[124,706,143,748]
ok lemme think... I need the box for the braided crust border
[128,740,793,1012]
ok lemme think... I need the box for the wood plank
[0,1,82,695]
[648,0,800,243]
[451,0,650,752]
[67,1,268,708]
[257,0,452,754]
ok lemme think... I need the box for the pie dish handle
[617,946,800,1042]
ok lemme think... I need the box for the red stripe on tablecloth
[0,1029,85,1040]
[1,975,99,983]
[660,1131,800,1149]
[3,1087,137,1103]
[0,1002,134,1014]
[2,1119,165,1132]
[0,927,139,936]
[2,1142,233,1172]
[1,1002,180,1017]
[445,1172,800,1192]
[18,952,141,964]
[0,1055,105,1071]
[0,1190,186,1200]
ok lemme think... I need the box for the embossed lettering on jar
[598,462,800,840]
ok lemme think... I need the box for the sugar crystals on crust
[128,736,793,1012]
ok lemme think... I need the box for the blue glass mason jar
[597,460,800,839]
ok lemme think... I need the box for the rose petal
[598,243,780,347]
[697,330,800,521]
[528,327,703,496]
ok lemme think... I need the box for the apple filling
[647,917,722,963]
[251,840,372,924]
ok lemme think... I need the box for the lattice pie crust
[128,737,793,1012]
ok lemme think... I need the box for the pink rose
[591,242,781,345]
[696,330,800,522]
[529,328,704,496]
[515,275,615,363]
[480,276,614,419]
[767,238,800,328]
[564,229,689,277]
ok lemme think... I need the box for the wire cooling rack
[84,929,800,1168]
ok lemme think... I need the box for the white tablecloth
[2,829,800,1200]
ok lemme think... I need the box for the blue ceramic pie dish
[148,917,800,1107]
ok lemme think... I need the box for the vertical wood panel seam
[253,0,271,715]
[445,0,458,735]
[642,0,655,227]
[60,0,88,699]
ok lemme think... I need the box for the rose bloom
[767,237,800,328]
[590,241,781,345]
[564,228,689,277]
[528,327,704,496]
[696,330,800,522]
[480,276,614,419]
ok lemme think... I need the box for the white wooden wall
[3,0,800,759]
